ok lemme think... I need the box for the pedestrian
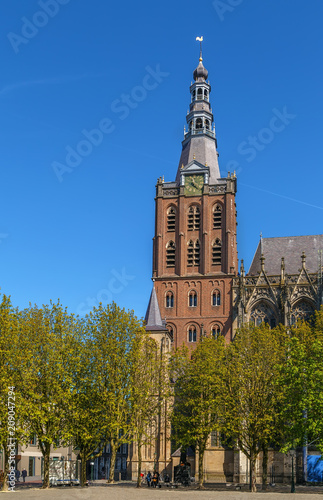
[21,468,27,483]
[146,471,151,487]
[152,470,159,488]
[15,469,20,482]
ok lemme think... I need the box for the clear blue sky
[0,0,322,319]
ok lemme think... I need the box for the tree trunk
[136,436,142,487]
[198,446,205,489]
[262,445,268,491]
[41,441,51,489]
[250,450,257,493]
[80,450,88,487]
[108,440,117,483]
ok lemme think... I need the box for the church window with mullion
[188,326,197,342]
[212,290,221,306]
[166,291,174,308]
[212,239,222,265]
[187,240,200,267]
[166,241,176,267]
[213,205,222,229]
[189,290,197,307]
[167,207,176,232]
[188,206,200,231]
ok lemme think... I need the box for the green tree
[66,320,109,487]
[170,337,226,488]
[222,323,285,492]
[129,335,170,487]
[17,301,79,489]
[0,295,20,492]
[278,309,323,475]
[85,302,147,483]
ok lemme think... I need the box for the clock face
[184,174,204,196]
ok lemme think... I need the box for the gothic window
[167,207,176,232]
[192,90,196,101]
[187,240,194,266]
[213,205,222,228]
[212,290,221,306]
[188,325,197,342]
[189,290,197,307]
[212,239,222,265]
[250,302,277,328]
[166,241,175,267]
[188,206,200,231]
[211,324,221,338]
[197,88,203,100]
[204,89,208,100]
[290,300,315,326]
[166,291,174,308]
[205,119,210,130]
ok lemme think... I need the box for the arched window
[192,90,196,101]
[250,302,277,329]
[212,290,221,306]
[166,241,175,267]
[167,207,176,232]
[196,118,203,129]
[188,326,197,342]
[197,88,203,100]
[212,239,222,265]
[167,325,174,342]
[166,291,174,308]
[189,290,197,307]
[204,89,208,100]
[205,119,210,130]
[291,300,315,326]
[213,205,222,229]
[188,206,200,231]
[211,325,221,338]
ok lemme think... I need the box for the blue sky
[0,0,322,319]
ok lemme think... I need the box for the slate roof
[248,235,323,276]
[176,134,221,185]
[144,286,166,331]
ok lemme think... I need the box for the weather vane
[196,36,203,61]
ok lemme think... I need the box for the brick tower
[151,44,238,348]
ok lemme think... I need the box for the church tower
[152,42,238,347]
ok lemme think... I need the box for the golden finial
[181,163,184,169]
[193,153,196,160]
